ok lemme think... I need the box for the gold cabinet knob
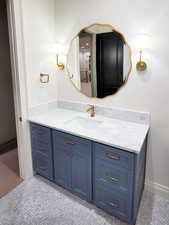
[107,201,119,208]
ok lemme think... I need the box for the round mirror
[67,24,132,98]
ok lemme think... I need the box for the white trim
[145,180,169,200]
[6,0,33,179]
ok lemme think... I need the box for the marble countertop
[28,101,150,154]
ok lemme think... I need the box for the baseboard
[0,138,17,154]
[145,179,169,200]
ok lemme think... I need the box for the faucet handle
[89,104,94,108]
[87,104,95,117]
[87,104,94,112]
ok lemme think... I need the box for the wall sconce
[40,73,49,83]
[136,49,147,71]
[135,34,150,72]
[54,43,67,70]
[56,54,65,70]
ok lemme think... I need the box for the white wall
[0,0,16,145]
[21,0,57,108]
[55,0,169,190]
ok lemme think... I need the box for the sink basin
[65,116,102,129]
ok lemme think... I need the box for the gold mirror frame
[66,23,132,99]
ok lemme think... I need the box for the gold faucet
[87,104,95,117]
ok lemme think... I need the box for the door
[52,130,73,189]
[71,147,92,201]
[53,130,92,199]
[53,147,72,189]
[96,32,124,98]
[6,0,33,179]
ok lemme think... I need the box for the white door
[6,0,33,179]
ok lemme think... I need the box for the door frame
[6,0,33,179]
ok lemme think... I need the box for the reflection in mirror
[67,24,132,98]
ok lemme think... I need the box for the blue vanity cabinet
[30,122,147,225]
[30,123,54,180]
[52,130,92,201]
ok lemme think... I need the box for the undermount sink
[65,116,102,129]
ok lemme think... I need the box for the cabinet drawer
[32,152,53,180]
[95,185,132,222]
[31,123,51,143]
[30,123,52,157]
[94,143,134,171]
[95,158,133,195]
[52,130,91,155]
[32,144,51,156]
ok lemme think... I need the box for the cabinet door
[54,149,71,189]
[53,130,92,199]
[72,148,92,201]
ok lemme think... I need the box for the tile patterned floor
[0,176,169,225]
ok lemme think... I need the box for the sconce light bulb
[136,61,147,71]
[136,49,147,71]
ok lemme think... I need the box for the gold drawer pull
[39,166,47,170]
[65,152,74,157]
[66,141,75,145]
[106,176,119,182]
[106,153,120,160]
[107,201,119,208]
[36,130,45,135]
[64,138,76,145]
[35,147,47,151]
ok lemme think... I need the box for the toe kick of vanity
[30,122,147,225]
